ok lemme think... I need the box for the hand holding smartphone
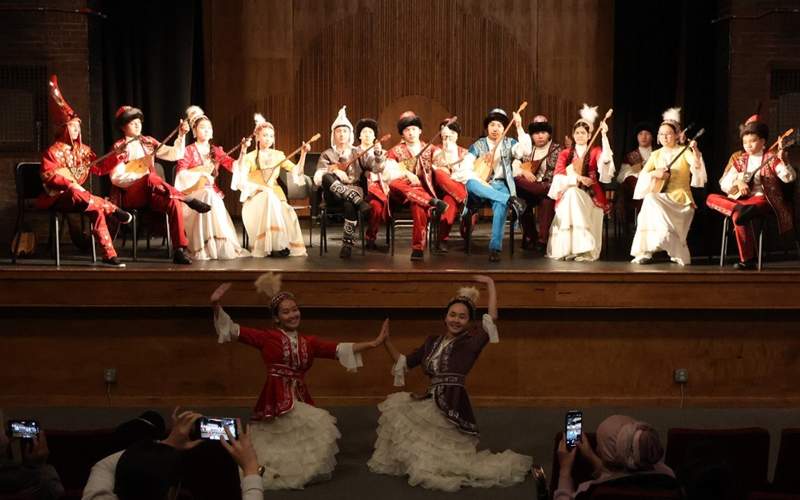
[7,420,40,441]
[191,417,238,441]
[565,410,582,450]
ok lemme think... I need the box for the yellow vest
[242,149,294,202]
[643,147,695,206]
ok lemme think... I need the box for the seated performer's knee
[321,173,337,190]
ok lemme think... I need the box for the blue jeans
[465,179,510,251]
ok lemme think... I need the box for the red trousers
[706,193,772,262]
[389,178,433,251]
[51,187,119,258]
[366,181,389,242]
[514,176,555,246]
[115,173,188,248]
[432,169,466,241]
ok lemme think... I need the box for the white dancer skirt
[547,187,604,261]
[249,401,340,490]
[367,392,532,492]
[630,192,694,265]
[180,187,248,260]
[242,189,307,257]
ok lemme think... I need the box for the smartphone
[565,410,582,450]
[192,417,237,441]
[7,420,40,440]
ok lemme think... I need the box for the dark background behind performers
[1,0,800,255]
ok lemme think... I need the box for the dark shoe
[734,204,762,226]
[534,241,547,253]
[173,247,193,265]
[733,259,756,270]
[113,208,133,225]
[634,257,654,265]
[270,248,290,258]
[508,196,527,220]
[489,250,501,262]
[430,198,449,215]
[433,240,449,254]
[521,238,535,251]
[339,244,352,259]
[101,256,126,268]
[410,249,424,261]
[185,197,211,213]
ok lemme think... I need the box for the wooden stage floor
[2,243,800,309]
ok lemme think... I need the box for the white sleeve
[632,170,653,200]
[482,313,499,343]
[81,452,123,500]
[598,134,615,183]
[392,354,408,387]
[313,165,326,187]
[547,173,577,200]
[155,134,186,162]
[513,128,532,159]
[215,307,240,344]
[511,158,523,178]
[689,153,707,188]
[241,475,264,500]
[719,166,740,195]
[776,162,797,183]
[110,162,144,188]
[335,342,363,372]
[384,159,403,182]
[173,168,210,194]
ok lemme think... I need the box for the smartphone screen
[197,417,237,441]
[8,420,40,440]
[565,410,582,449]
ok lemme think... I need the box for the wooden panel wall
[203,0,614,215]
[2,307,799,408]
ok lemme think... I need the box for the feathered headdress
[575,104,599,132]
[253,113,273,133]
[661,107,682,131]
[254,272,295,314]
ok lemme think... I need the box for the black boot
[184,197,211,214]
[410,249,424,261]
[733,259,756,270]
[101,256,126,268]
[173,247,193,265]
[113,208,133,224]
[429,198,449,215]
[340,218,356,259]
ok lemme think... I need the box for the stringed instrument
[473,103,527,183]
[330,134,392,172]
[248,133,321,187]
[648,128,706,194]
[180,138,251,195]
[728,128,795,200]
[569,108,613,178]
[123,120,186,175]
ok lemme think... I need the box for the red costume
[39,75,123,260]
[553,146,610,212]
[430,144,468,242]
[237,326,338,420]
[175,143,235,196]
[386,142,438,251]
[514,140,561,248]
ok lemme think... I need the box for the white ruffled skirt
[242,189,307,257]
[368,392,532,492]
[249,401,340,490]
[181,187,249,260]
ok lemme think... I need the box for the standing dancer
[368,275,532,491]
[210,274,387,489]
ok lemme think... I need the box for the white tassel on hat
[576,104,599,132]
[661,107,682,128]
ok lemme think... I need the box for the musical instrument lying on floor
[248,132,321,187]
[727,128,795,200]
[473,103,526,183]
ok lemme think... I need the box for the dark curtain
[613,0,727,260]
[97,0,204,151]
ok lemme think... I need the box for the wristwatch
[257,465,266,477]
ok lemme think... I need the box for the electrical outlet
[674,368,688,384]
[104,368,117,384]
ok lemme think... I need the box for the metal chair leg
[719,217,729,267]
[165,214,172,258]
[91,232,97,263]
[757,226,764,271]
[132,212,138,261]
[54,213,61,267]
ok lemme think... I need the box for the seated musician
[107,105,210,265]
[463,108,529,262]
[513,115,562,253]
[430,120,469,254]
[617,122,653,226]
[706,116,796,270]
[234,114,309,258]
[38,75,131,267]
[313,106,384,259]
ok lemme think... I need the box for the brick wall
[0,0,90,252]
[726,0,800,153]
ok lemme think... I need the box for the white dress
[546,139,615,262]
[173,154,248,261]
[233,149,307,257]
[630,146,707,265]
[368,315,532,492]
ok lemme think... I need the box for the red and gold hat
[48,75,80,128]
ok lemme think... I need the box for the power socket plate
[674,368,688,384]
